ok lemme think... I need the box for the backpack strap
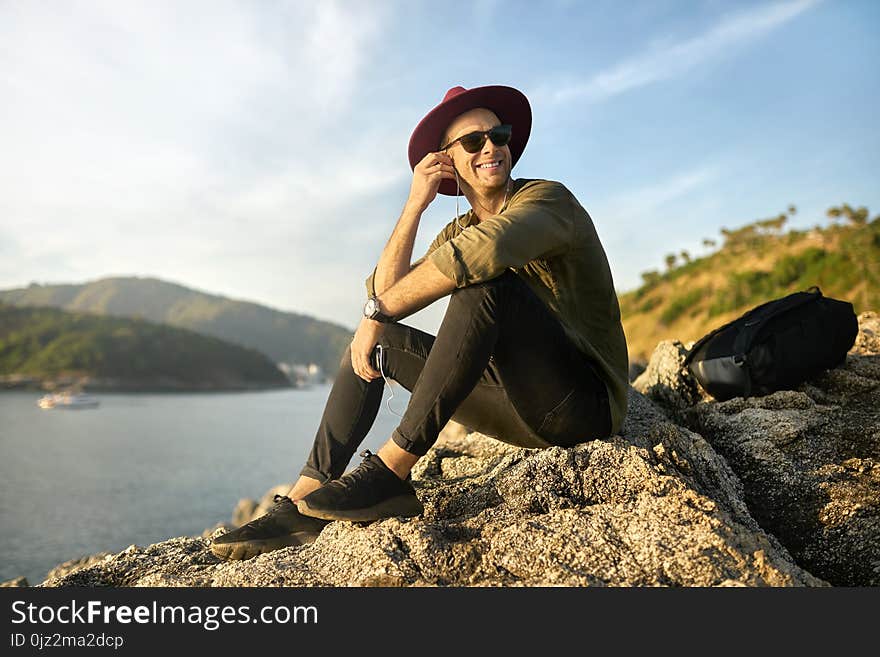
[731,287,823,356]
[683,316,736,367]
[683,287,823,367]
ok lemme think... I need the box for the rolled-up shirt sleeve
[428,181,574,287]
[365,267,378,297]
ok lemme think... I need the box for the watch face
[364,298,377,316]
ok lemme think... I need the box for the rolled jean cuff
[391,428,431,457]
[299,464,333,484]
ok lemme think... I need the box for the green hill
[0,305,291,391]
[620,203,879,364]
[0,277,352,375]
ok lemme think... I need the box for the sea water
[0,385,407,584]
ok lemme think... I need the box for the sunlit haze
[2,0,877,333]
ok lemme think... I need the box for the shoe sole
[296,495,424,523]
[210,531,319,561]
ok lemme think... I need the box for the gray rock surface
[632,340,707,412]
[0,576,29,587]
[634,312,880,585]
[41,313,880,589]
[42,401,822,587]
[853,311,879,353]
[46,553,114,581]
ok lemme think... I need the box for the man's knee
[376,322,419,360]
[336,323,412,372]
[374,322,433,372]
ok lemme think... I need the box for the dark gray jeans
[301,270,611,483]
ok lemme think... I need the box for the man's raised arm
[376,258,456,321]
[371,151,455,295]
[350,151,456,382]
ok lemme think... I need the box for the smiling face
[441,108,512,198]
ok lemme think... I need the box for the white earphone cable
[455,169,510,232]
[375,344,403,418]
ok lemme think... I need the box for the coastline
[0,375,294,393]
[3,313,877,587]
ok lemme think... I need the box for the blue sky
[1,0,878,334]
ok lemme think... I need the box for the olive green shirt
[367,178,629,435]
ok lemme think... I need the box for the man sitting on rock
[212,84,629,560]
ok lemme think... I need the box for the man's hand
[407,151,456,213]
[350,317,385,382]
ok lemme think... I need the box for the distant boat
[37,392,100,410]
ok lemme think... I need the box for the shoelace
[337,450,382,489]
[279,450,384,500]
[243,495,291,530]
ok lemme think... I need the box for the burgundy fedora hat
[408,85,532,196]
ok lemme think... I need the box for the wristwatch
[363,295,395,323]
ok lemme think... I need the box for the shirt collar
[457,178,523,229]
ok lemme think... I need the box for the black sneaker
[211,495,330,561]
[296,450,423,522]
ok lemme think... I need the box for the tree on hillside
[848,206,869,226]
[720,224,759,249]
[719,206,797,251]
[640,270,661,286]
[680,250,692,265]
[828,204,869,226]
[757,214,787,233]
[622,201,878,365]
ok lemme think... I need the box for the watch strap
[365,295,395,323]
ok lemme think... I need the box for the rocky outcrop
[45,553,114,581]
[42,398,823,587]
[1,576,29,587]
[631,340,707,412]
[633,312,880,586]
[40,315,879,588]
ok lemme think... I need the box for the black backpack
[683,287,858,401]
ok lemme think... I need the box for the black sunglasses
[441,124,513,153]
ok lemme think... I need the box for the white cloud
[306,1,375,107]
[0,0,858,330]
[591,166,720,292]
[594,166,719,226]
[0,1,409,325]
[542,0,821,105]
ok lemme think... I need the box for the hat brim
[408,85,531,196]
